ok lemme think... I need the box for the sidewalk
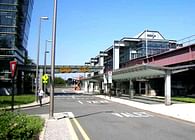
[96,95,195,123]
[39,113,78,140]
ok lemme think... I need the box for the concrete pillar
[113,45,120,70]
[165,70,171,105]
[116,82,120,97]
[99,56,104,74]
[103,74,107,94]
[84,80,88,92]
[129,80,135,99]
[104,84,108,94]
[145,81,149,95]
[90,62,94,92]
[139,82,141,95]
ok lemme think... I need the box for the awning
[112,64,171,80]
[83,64,195,82]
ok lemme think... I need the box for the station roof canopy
[83,64,195,82]
[112,64,171,80]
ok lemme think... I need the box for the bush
[0,111,44,140]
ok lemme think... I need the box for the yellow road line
[65,118,79,140]
[72,117,90,140]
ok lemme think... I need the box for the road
[20,90,195,140]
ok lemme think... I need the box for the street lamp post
[49,0,57,119]
[35,16,48,102]
[44,40,52,75]
[44,40,52,93]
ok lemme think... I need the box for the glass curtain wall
[0,0,33,83]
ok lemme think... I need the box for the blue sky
[28,0,195,67]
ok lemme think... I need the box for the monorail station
[83,30,195,105]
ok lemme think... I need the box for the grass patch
[172,97,195,103]
[0,95,35,108]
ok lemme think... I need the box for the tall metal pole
[44,40,51,92]
[35,18,42,102]
[44,41,47,75]
[49,0,57,119]
[44,40,48,93]
[44,40,48,75]
[35,17,48,102]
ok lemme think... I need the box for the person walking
[38,88,44,106]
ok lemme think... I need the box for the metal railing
[177,35,195,47]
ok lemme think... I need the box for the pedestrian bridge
[17,64,103,73]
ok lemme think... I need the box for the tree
[54,77,66,86]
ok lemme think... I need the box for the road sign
[10,61,17,77]
[79,67,89,73]
[60,67,72,73]
[42,74,49,84]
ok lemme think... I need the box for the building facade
[103,30,177,72]
[84,30,195,103]
[0,0,34,89]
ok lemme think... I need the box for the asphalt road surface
[20,91,195,140]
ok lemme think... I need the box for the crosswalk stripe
[112,113,124,118]
[78,101,83,104]
[112,112,153,118]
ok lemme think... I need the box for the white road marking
[112,112,153,118]
[121,112,135,117]
[72,95,75,99]
[92,101,98,104]
[78,101,83,104]
[100,100,109,103]
[86,100,109,104]
[112,113,124,118]
[87,101,92,104]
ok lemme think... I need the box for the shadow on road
[54,92,83,96]
[73,110,114,119]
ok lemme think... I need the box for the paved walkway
[3,93,195,139]
[38,113,78,140]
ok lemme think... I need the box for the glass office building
[103,30,177,71]
[0,0,33,83]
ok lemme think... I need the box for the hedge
[0,111,44,140]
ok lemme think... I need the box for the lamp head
[41,16,49,20]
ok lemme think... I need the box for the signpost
[9,60,17,111]
[60,67,72,73]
